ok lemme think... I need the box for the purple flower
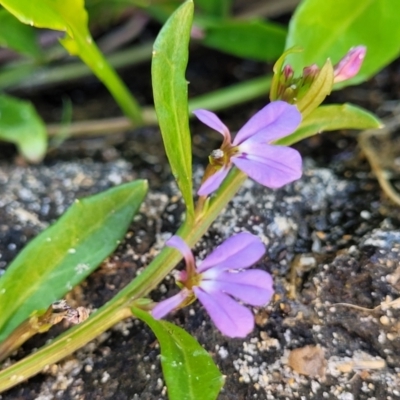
[193,101,302,196]
[333,46,366,83]
[151,232,274,338]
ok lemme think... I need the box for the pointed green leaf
[0,94,47,162]
[285,0,400,87]
[0,0,142,123]
[0,9,42,59]
[152,1,194,217]
[0,180,148,342]
[197,18,286,61]
[276,104,383,146]
[134,308,224,400]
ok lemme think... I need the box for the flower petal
[166,235,195,269]
[201,270,274,306]
[233,144,302,188]
[193,287,254,337]
[151,290,190,319]
[193,109,231,141]
[198,232,265,272]
[233,101,302,145]
[197,165,231,196]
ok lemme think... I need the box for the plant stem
[0,307,133,391]
[188,75,271,113]
[46,75,272,137]
[73,34,143,125]
[0,169,246,393]
[0,42,153,92]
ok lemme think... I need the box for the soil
[1,16,400,400]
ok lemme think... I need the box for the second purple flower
[193,100,303,196]
[151,232,274,338]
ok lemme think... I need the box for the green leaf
[0,9,42,58]
[285,0,400,87]
[0,180,148,342]
[276,104,383,146]
[134,308,224,400]
[197,18,286,61]
[0,94,47,162]
[0,0,142,123]
[152,0,194,217]
[196,0,232,17]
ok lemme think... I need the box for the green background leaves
[0,9,41,58]
[198,19,286,61]
[0,94,47,162]
[0,0,142,123]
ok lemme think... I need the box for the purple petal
[198,232,265,273]
[197,166,231,196]
[193,109,231,141]
[233,144,302,188]
[233,101,302,145]
[201,270,274,306]
[151,290,190,319]
[193,287,254,337]
[166,236,195,269]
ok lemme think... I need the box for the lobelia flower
[151,232,274,338]
[193,101,303,196]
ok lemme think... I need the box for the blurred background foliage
[0,0,399,162]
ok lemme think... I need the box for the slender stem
[0,169,246,393]
[0,307,132,391]
[46,108,157,137]
[188,75,272,113]
[46,75,272,137]
[74,35,143,125]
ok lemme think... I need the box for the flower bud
[303,64,319,82]
[333,46,366,83]
[283,64,294,81]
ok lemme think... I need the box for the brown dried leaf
[288,345,326,379]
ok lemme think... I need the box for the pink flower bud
[190,25,205,40]
[333,46,366,83]
[303,64,319,79]
[283,64,294,81]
